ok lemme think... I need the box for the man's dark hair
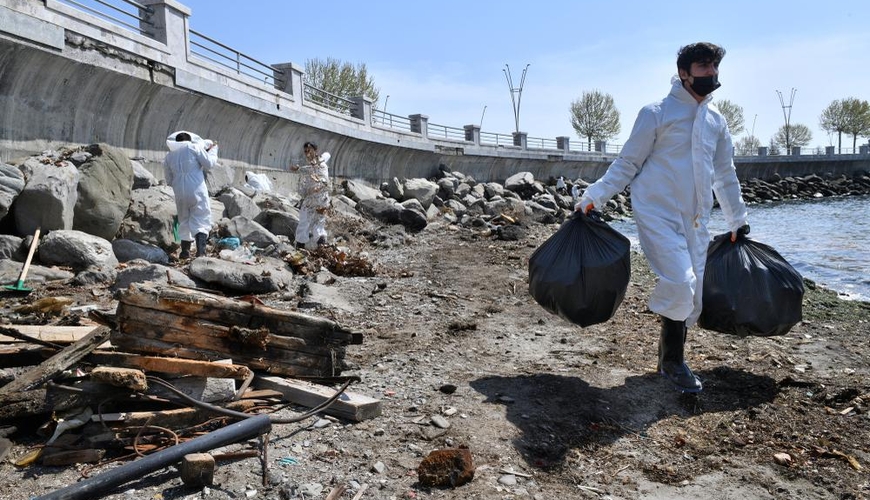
[303,141,318,151]
[676,42,725,72]
[175,132,192,142]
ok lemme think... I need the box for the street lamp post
[480,105,487,128]
[503,63,529,134]
[776,88,796,152]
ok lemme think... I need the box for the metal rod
[33,415,272,500]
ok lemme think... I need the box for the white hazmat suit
[295,152,331,248]
[164,131,218,242]
[579,76,748,326]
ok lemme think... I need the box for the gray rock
[402,178,438,209]
[39,229,118,272]
[71,264,117,286]
[0,163,25,220]
[73,144,133,240]
[112,239,169,264]
[112,261,196,291]
[15,156,80,235]
[342,179,383,203]
[218,216,279,248]
[0,235,25,261]
[253,209,299,238]
[131,159,157,189]
[218,187,261,220]
[188,256,293,293]
[0,260,74,285]
[117,186,178,253]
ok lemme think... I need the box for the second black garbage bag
[528,211,631,327]
[699,231,804,337]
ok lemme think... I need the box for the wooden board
[256,375,382,422]
[0,325,104,344]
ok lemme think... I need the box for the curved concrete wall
[0,1,867,191]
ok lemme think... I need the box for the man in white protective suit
[164,131,218,259]
[575,42,750,393]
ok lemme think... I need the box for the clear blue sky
[179,1,868,149]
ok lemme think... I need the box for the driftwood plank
[91,400,259,429]
[0,326,111,394]
[0,388,91,420]
[256,375,382,422]
[117,283,362,344]
[85,352,254,380]
[109,334,340,377]
[0,345,55,368]
[0,325,104,345]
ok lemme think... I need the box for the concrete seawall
[1,0,868,191]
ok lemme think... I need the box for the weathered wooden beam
[84,352,253,381]
[0,325,104,345]
[0,326,111,394]
[255,375,382,422]
[117,283,362,344]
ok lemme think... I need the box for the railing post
[594,140,607,153]
[350,96,372,123]
[791,146,801,156]
[138,0,191,66]
[556,136,570,152]
[272,62,303,101]
[513,131,527,149]
[464,125,480,145]
[758,146,769,156]
[410,114,429,139]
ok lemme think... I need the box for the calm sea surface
[608,195,870,302]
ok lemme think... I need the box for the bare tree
[773,123,812,151]
[715,99,745,136]
[304,57,380,110]
[734,135,761,156]
[819,99,848,152]
[569,90,621,149]
[841,97,870,151]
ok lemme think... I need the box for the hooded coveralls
[581,76,748,326]
[164,139,218,242]
[295,152,331,246]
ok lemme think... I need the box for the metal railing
[526,136,559,150]
[569,141,595,153]
[189,29,281,86]
[303,83,355,116]
[480,131,515,147]
[427,122,466,141]
[372,110,413,132]
[55,0,154,37]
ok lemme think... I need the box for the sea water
[608,195,870,301]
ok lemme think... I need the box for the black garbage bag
[528,211,631,327]
[699,231,804,337]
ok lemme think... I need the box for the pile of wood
[0,283,379,475]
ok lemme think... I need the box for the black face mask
[688,75,721,96]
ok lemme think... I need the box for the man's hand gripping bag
[528,212,631,327]
[699,232,804,337]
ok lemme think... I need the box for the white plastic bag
[244,171,273,193]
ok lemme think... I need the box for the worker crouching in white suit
[290,141,331,249]
[164,131,219,259]
[576,42,749,393]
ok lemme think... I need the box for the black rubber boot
[179,240,191,259]
[658,316,703,393]
[195,232,208,257]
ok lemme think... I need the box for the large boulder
[253,209,299,238]
[73,144,134,240]
[0,163,25,221]
[217,216,279,248]
[188,256,293,294]
[15,156,80,235]
[117,186,177,253]
[38,229,118,272]
[218,187,261,220]
[112,239,170,264]
[402,178,439,209]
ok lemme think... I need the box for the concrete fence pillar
[513,131,527,149]
[791,146,801,156]
[758,146,769,156]
[464,125,480,145]
[410,114,429,138]
[825,146,836,156]
[350,96,372,123]
[272,63,303,103]
[594,140,607,153]
[860,145,870,155]
[556,136,570,152]
[138,0,191,67]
